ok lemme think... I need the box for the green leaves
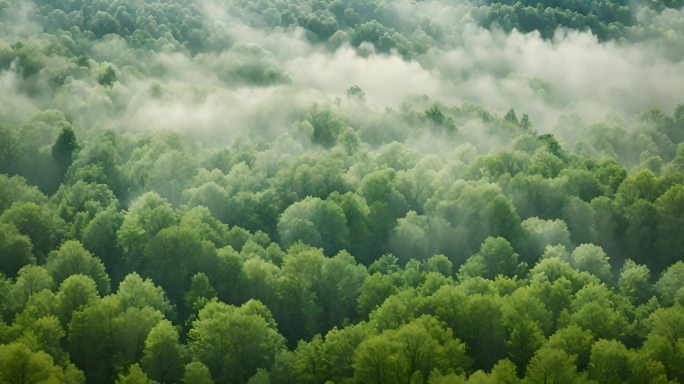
[188,301,285,383]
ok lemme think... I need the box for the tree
[393,315,471,380]
[51,125,78,177]
[389,212,458,265]
[520,217,572,260]
[117,192,177,270]
[357,273,398,318]
[655,186,684,271]
[317,251,368,331]
[68,295,164,383]
[456,294,508,370]
[642,306,684,382]
[116,273,174,318]
[277,197,349,255]
[188,300,285,383]
[291,335,326,383]
[569,283,631,342]
[426,180,522,263]
[0,222,34,276]
[321,322,373,382]
[490,358,523,384]
[10,265,55,314]
[142,225,216,302]
[505,109,519,125]
[589,339,633,384]
[300,106,346,147]
[353,315,470,384]
[328,192,372,263]
[351,333,402,384]
[424,254,453,277]
[655,261,684,306]
[12,288,58,330]
[45,240,110,295]
[460,237,522,280]
[0,342,72,384]
[182,361,213,384]
[53,181,117,238]
[146,151,198,205]
[570,244,612,283]
[116,364,159,384]
[98,65,117,86]
[141,320,185,384]
[183,273,217,316]
[276,244,326,342]
[56,274,99,325]
[0,175,46,214]
[525,347,582,384]
[618,260,653,305]
[21,315,69,364]
[0,202,67,262]
[503,289,548,373]
[81,207,125,282]
[361,168,410,257]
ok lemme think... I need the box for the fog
[1,0,683,147]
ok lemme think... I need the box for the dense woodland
[1,0,684,383]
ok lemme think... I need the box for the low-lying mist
[1,0,683,152]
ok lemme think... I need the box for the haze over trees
[1,0,684,383]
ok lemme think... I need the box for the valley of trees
[1,0,684,383]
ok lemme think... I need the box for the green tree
[655,261,684,306]
[0,342,71,384]
[276,244,326,342]
[188,300,285,383]
[570,244,612,283]
[142,225,216,302]
[568,284,631,341]
[116,273,174,318]
[277,197,349,255]
[45,240,110,295]
[460,237,523,280]
[183,361,213,384]
[520,217,572,259]
[589,339,633,384]
[51,125,78,178]
[357,273,398,318]
[525,347,582,384]
[642,307,684,382]
[321,322,373,382]
[68,295,164,383]
[117,192,177,271]
[116,364,159,384]
[389,212,458,265]
[141,320,185,384]
[53,181,117,238]
[352,333,402,384]
[0,175,46,214]
[56,274,99,325]
[652,185,684,270]
[618,260,653,305]
[0,202,67,262]
[98,65,117,86]
[318,251,368,331]
[183,273,217,316]
[21,315,68,364]
[10,265,54,314]
[300,106,346,147]
[0,222,34,276]
[81,207,125,282]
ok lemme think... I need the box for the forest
[1,0,684,383]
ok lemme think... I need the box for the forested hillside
[1,0,684,383]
